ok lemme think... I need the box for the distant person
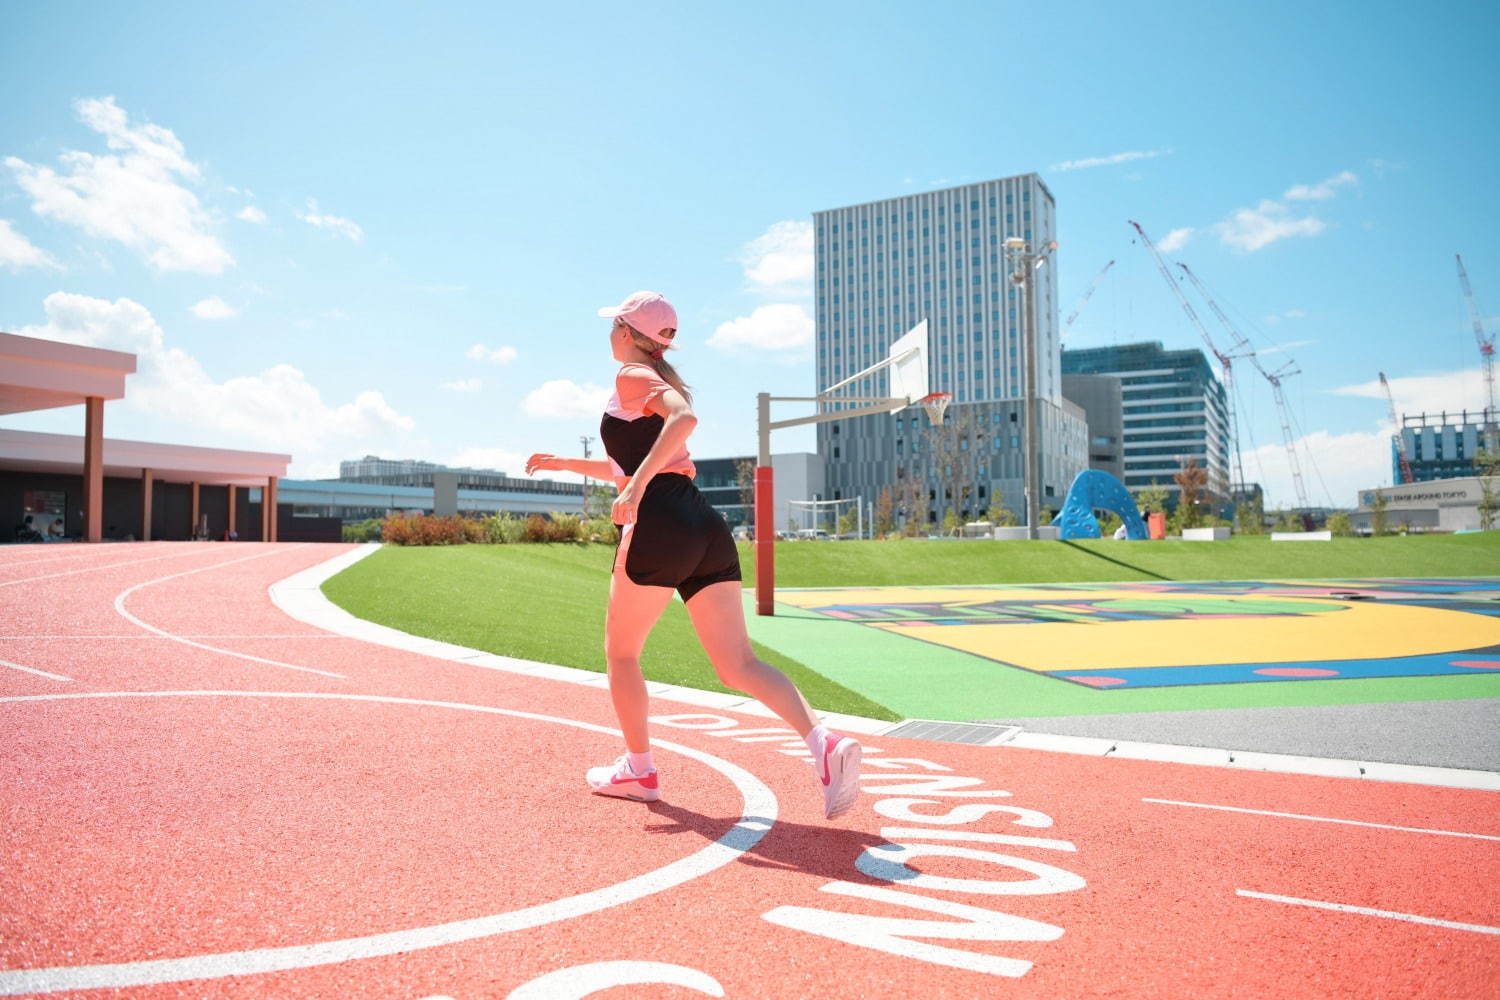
[1113,522,1129,541]
[47,518,64,540]
[526,291,862,820]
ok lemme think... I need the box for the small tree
[837,506,860,539]
[985,498,1018,527]
[1272,508,1302,532]
[1370,489,1389,537]
[941,508,961,536]
[1475,450,1500,531]
[874,486,896,537]
[736,459,756,527]
[786,513,799,537]
[1134,481,1170,520]
[1172,457,1208,530]
[1326,512,1354,537]
[1235,493,1265,535]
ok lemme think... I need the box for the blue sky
[2,1,1496,508]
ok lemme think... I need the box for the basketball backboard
[887,320,929,412]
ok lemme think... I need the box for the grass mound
[321,543,900,721]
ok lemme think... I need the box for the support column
[141,467,153,539]
[227,485,237,539]
[82,397,104,543]
[190,481,200,540]
[268,476,278,542]
[262,476,279,543]
[140,468,153,542]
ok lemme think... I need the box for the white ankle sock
[628,750,654,774]
[805,725,831,758]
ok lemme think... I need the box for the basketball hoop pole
[755,391,921,616]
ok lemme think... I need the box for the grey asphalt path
[985,698,1500,772]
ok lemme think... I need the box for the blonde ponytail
[627,326,693,404]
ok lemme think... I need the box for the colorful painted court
[749,578,1500,721]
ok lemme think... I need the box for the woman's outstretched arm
[525,455,616,479]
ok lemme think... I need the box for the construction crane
[1062,259,1114,335]
[1174,262,1254,500]
[1456,254,1497,454]
[1128,221,1246,498]
[1262,362,1311,509]
[1378,372,1414,484]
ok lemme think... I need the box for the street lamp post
[1004,235,1058,540]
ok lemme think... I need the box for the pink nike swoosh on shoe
[612,771,659,789]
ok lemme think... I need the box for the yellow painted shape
[867,599,1500,670]
[779,586,1154,607]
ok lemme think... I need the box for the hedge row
[378,512,620,546]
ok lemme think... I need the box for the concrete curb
[270,543,1500,792]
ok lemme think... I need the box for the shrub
[342,517,383,542]
[482,513,527,544]
[586,516,620,544]
[1326,512,1354,537]
[381,513,478,546]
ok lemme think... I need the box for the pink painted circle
[1253,667,1340,678]
[1449,660,1500,670]
[1066,675,1127,687]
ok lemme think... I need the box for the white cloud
[441,377,482,393]
[1331,367,1489,419]
[16,292,415,462]
[1214,199,1326,253]
[465,342,518,364]
[1249,339,1319,359]
[1243,427,1391,509]
[1213,170,1359,253]
[1284,171,1358,201]
[296,199,363,241]
[1049,149,1171,172]
[1261,310,1307,325]
[741,220,813,292]
[5,97,234,273]
[444,446,527,476]
[708,303,814,354]
[189,295,236,320]
[0,219,61,271]
[236,205,267,224]
[1156,227,1193,254]
[523,379,609,419]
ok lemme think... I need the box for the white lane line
[112,546,345,680]
[0,690,778,996]
[0,547,255,589]
[0,635,343,640]
[1237,890,1500,935]
[0,657,71,682]
[1142,797,1500,842]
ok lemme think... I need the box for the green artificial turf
[741,533,1500,588]
[320,543,901,721]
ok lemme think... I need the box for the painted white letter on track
[763,881,1062,978]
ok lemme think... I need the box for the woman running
[525,290,863,820]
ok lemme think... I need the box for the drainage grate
[880,719,1021,746]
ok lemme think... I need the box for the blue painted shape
[1056,469,1148,541]
[1052,651,1500,689]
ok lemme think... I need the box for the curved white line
[110,546,344,679]
[0,545,259,589]
[0,690,778,995]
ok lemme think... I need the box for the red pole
[754,465,775,615]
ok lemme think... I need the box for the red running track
[1,542,1496,999]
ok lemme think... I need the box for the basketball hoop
[918,391,952,427]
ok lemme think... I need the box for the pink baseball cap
[597,291,679,346]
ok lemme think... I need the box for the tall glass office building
[1061,341,1230,499]
[813,173,1086,523]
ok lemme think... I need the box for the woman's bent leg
[683,580,819,736]
[605,569,676,753]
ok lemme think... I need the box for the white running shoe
[586,755,660,802]
[815,732,862,820]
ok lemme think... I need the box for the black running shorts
[614,473,742,601]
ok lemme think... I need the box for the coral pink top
[600,363,696,489]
